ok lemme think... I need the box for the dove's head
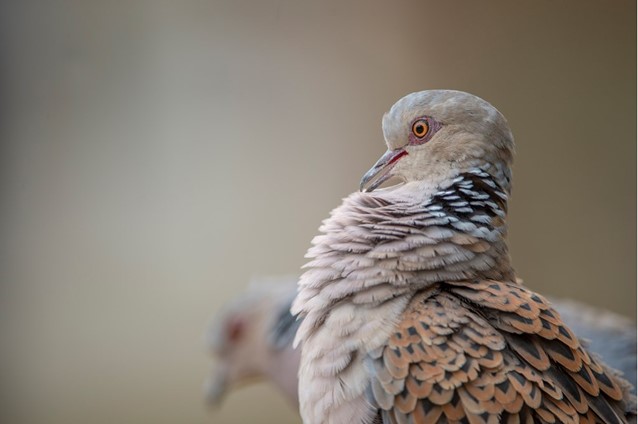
[203,279,299,406]
[360,90,514,193]
[204,300,263,405]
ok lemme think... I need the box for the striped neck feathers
[293,168,515,323]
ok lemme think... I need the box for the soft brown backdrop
[1,1,635,423]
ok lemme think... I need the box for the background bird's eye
[412,120,429,138]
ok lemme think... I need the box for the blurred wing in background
[551,297,637,393]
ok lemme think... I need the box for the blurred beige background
[0,1,635,423]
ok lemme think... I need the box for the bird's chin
[370,177,405,192]
[361,170,393,193]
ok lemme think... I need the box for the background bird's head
[203,278,298,406]
[360,90,515,194]
[204,303,259,405]
[204,291,272,405]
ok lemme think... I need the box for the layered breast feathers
[368,280,636,424]
[294,169,514,345]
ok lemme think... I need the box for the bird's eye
[412,120,429,138]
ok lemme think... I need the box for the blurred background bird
[203,277,300,406]
[1,1,634,423]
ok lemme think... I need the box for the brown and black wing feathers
[449,280,634,423]
[367,281,635,423]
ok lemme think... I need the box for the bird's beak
[359,148,407,192]
[204,367,228,406]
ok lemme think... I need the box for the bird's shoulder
[366,280,636,424]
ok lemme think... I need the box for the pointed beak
[204,366,228,406]
[359,148,408,192]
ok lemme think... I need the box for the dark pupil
[415,124,424,135]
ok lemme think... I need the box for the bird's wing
[269,290,302,351]
[366,280,635,424]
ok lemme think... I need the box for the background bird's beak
[359,148,407,192]
[204,367,228,406]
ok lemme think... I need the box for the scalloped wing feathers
[368,280,635,424]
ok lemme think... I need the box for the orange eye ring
[412,119,429,138]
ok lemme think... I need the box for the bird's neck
[387,167,516,284]
[293,167,515,325]
[262,345,300,406]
